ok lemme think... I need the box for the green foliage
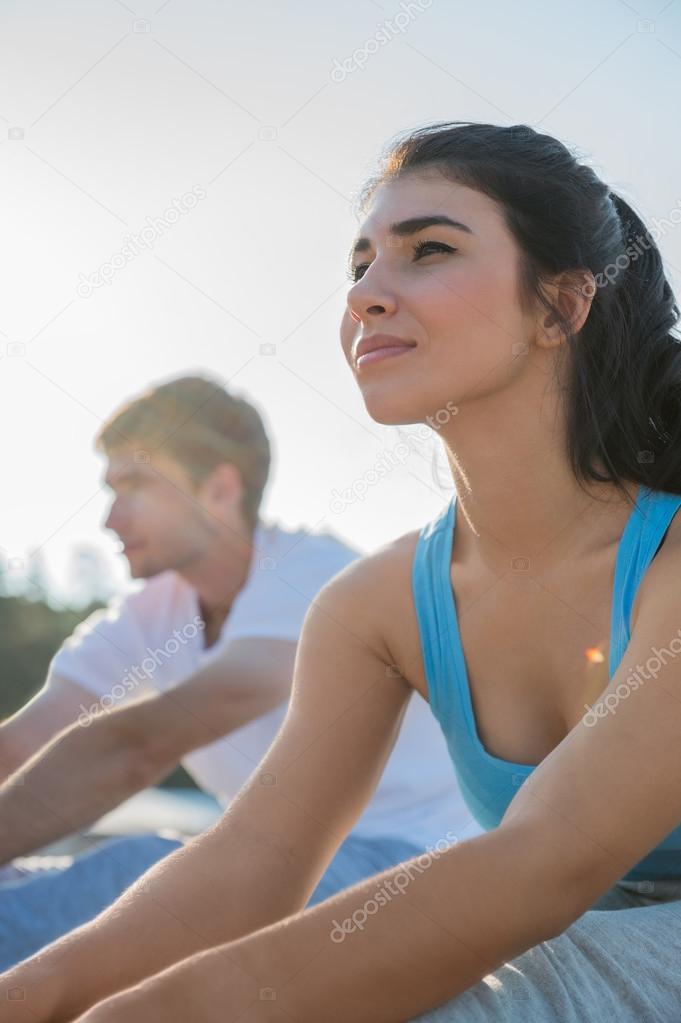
[0,593,196,789]
[0,593,103,719]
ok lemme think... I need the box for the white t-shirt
[50,519,480,849]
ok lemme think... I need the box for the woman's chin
[360,391,424,427]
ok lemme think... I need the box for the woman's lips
[356,345,415,369]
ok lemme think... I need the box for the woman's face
[340,170,538,426]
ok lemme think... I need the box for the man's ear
[535,269,596,350]
[201,463,243,509]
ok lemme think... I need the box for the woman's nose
[346,267,395,323]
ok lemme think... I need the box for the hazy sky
[1,0,680,601]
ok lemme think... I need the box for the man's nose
[104,498,124,533]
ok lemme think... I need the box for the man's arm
[0,554,416,1021]
[0,676,95,783]
[0,637,297,865]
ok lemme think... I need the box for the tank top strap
[609,485,681,677]
[412,497,458,724]
[415,487,681,708]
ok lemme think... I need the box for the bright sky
[1,0,680,603]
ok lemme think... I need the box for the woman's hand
[76,986,282,1023]
[76,990,170,1023]
[73,947,276,1023]
[0,961,63,1023]
[74,977,195,1023]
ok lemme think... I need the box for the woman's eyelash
[345,240,456,282]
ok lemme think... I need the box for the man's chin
[125,555,162,579]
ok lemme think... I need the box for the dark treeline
[0,592,194,788]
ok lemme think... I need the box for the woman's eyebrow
[349,214,474,258]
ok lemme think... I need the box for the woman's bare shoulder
[324,528,421,600]
[316,528,425,684]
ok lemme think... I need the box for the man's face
[102,447,216,579]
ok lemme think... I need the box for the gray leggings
[410,877,681,1022]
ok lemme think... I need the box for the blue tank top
[412,484,681,881]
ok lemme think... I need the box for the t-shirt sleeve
[48,591,156,706]
[222,535,360,645]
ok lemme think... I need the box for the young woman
[4,120,681,1022]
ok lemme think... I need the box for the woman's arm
[0,555,414,1021]
[73,537,681,1022]
[74,820,567,1023]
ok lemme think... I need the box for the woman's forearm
[0,784,339,1021]
[225,826,569,1021]
[74,819,578,1023]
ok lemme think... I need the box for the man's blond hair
[95,375,271,530]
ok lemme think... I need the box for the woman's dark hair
[357,121,681,500]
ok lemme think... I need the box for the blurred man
[0,373,479,969]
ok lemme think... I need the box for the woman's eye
[412,240,456,259]
[346,240,456,283]
[346,263,369,282]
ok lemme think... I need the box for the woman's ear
[535,269,596,350]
